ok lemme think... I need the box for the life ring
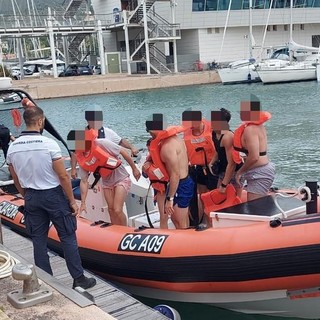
[21,97,35,109]
[10,109,22,128]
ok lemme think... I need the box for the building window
[312,35,320,47]
[206,0,218,10]
[300,24,304,30]
[215,28,220,33]
[273,25,277,31]
[207,28,213,34]
[284,24,288,31]
[192,0,205,11]
[218,0,230,10]
[230,0,242,9]
[191,0,314,11]
[267,25,271,31]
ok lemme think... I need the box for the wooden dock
[0,226,168,320]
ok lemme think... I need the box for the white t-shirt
[98,127,121,145]
[78,138,129,187]
[7,133,62,190]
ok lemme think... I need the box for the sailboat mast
[289,0,293,43]
[289,0,293,62]
[249,0,253,58]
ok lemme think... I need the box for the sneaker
[73,275,96,290]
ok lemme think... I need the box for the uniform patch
[118,233,168,254]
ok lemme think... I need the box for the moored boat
[218,59,260,84]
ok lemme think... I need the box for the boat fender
[270,218,282,228]
[154,305,181,320]
[21,97,35,108]
[247,73,252,82]
[11,109,22,128]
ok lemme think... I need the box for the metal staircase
[126,0,180,74]
[63,0,89,62]
[143,45,173,74]
[64,0,86,18]
[68,33,87,62]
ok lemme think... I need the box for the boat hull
[257,67,317,84]
[2,194,320,318]
[218,65,260,84]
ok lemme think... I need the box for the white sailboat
[256,0,319,84]
[218,0,260,84]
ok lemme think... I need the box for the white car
[10,66,33,80]
[40,63,65,76]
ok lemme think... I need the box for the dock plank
[1,226,168,320]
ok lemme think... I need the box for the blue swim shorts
[169,176,194,208]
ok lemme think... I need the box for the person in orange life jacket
[68,128,141,226]
[209,108,243,197]
[142,114,194,229]
[7,106,96,290]
[234,96,275,201]
[182,110,218,225]
[70,109,139,179]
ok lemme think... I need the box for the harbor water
[37,80,320,189]
[4,80,320,319]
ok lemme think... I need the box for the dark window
[231,0,242,9]
[207,0,218,10]
[218,0,230,10]
[312,35,320,47]
[192,0,205,11]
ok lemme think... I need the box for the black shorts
[189,166,218,190]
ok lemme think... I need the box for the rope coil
[0,250,20,279]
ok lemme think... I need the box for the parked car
[10,66,33,80]
[92,65,101,75]
[59,64,93,77]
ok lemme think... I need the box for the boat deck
[0,226,168,320]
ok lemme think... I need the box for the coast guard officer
[7,105,96,290]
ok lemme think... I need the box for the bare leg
[171,205,189,229]
[156,192,168,229]
[112,185,128,226]
[103,188,115,223]
[197,184,209,224]
[104,187,127,226]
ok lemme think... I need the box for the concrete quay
[13,71,221,100]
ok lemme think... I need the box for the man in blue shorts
[143,114,194,229]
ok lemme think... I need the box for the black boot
[73,274,96,290]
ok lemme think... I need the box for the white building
[92,0,320,72]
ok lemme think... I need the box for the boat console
[210,195,306,228]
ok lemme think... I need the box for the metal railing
[0,12,122,30]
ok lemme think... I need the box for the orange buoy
[21,97,35,108]
[10,109,22,128]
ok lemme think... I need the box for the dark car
[59,64,93,77]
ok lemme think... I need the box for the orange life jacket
[184,119,215,166]
[232,111,271,164]
[200,184,242,216]
[76,129,121,177]
[143,126,186,194]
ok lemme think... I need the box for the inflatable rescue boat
[1,84,320,319]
